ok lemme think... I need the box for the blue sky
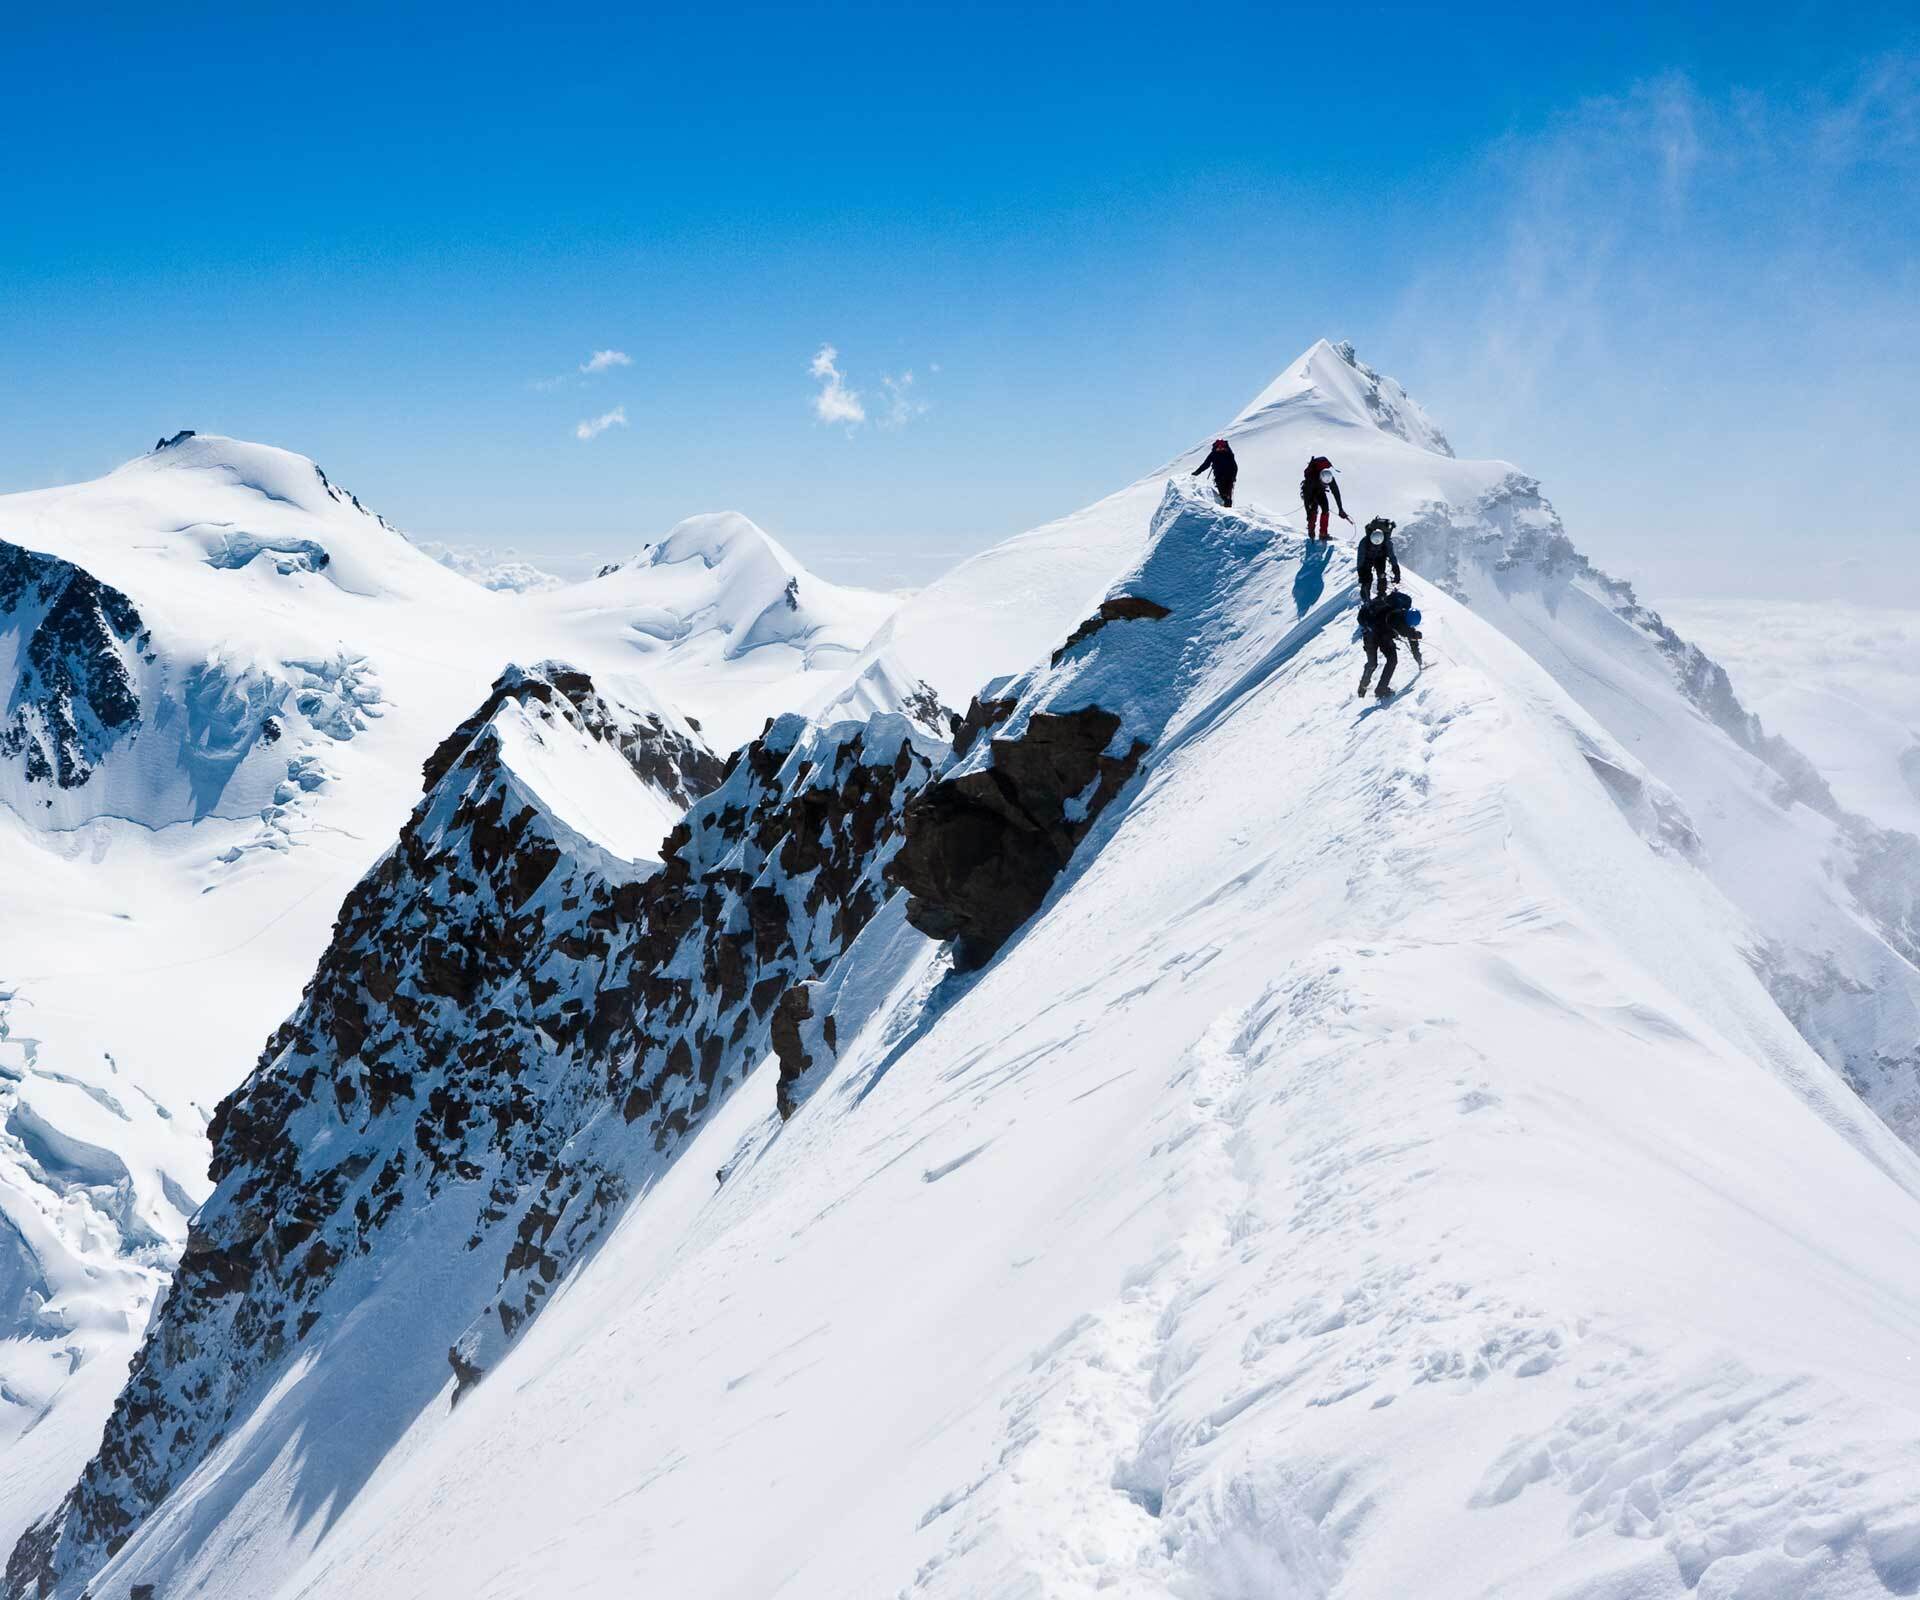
[3,2,1915,600]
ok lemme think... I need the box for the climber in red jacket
[1301,455,1350,541]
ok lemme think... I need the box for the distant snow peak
[133,432,401,532]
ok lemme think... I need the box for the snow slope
[0,438,900,1553]
[61,483,1920,1600]
[858,340,1920,1152]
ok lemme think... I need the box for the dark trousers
[1212,471,1236,507]
[1362,634,1398,694]
[1302,488,1330,538]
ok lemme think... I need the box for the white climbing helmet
[1319,468,1334,486]
[1369,528,1386,545]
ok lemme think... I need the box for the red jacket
[1301,457,1345,513]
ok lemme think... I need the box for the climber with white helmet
[1357,515,1401,600]
[1300,454,1350,541]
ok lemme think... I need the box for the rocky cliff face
[889,703,1146,968]
[0,543,152,790]
[6,667,939,1599]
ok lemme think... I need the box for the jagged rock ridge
[6,667,938,1598]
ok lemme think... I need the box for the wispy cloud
[415,540,566,593]
[880,370,929,429]
[1396,60,1920,422]
[575,406,628,441]
[533,348,634,390]
[809,344,866,426]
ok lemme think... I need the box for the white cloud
[532,348,633,389]
[575,406,628,441]
[880,370,929,429]
[809,344,866,426]
[414,540,567,593]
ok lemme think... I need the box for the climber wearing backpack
[1357,516,1401,600]
[1191,437,1239,507]
[1356,591,1423,700]
[1301,454,1349,541]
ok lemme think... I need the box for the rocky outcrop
[6,674,937,1598]
[1049,595,1170,665]
[0,542,153,789]
[771,982,822,1120]
[889,708,1145,968]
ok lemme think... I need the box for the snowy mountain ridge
[862,336,1920,1152]
[10,348,1920,1597]
[35,476,1920,1600]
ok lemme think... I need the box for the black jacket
[1357,594,1420,643]
[1192,442,1238,484]
[1357,534,1401,584]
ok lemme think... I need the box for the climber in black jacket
[1357,516,1401,600]
[1356,591,1423,699]
[1191,438,1238,507]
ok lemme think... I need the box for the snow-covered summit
[121,429,402,531]
[851,341,1920,1159]
[1230,336,1455,457]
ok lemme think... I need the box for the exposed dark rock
[889,707,1146,968]
[771,982,821,1120]
[153,429,196,451]
[898,679,953,737]
[0,541,152,789]
[1050,595,1171,665]
[949,692,1018,760]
